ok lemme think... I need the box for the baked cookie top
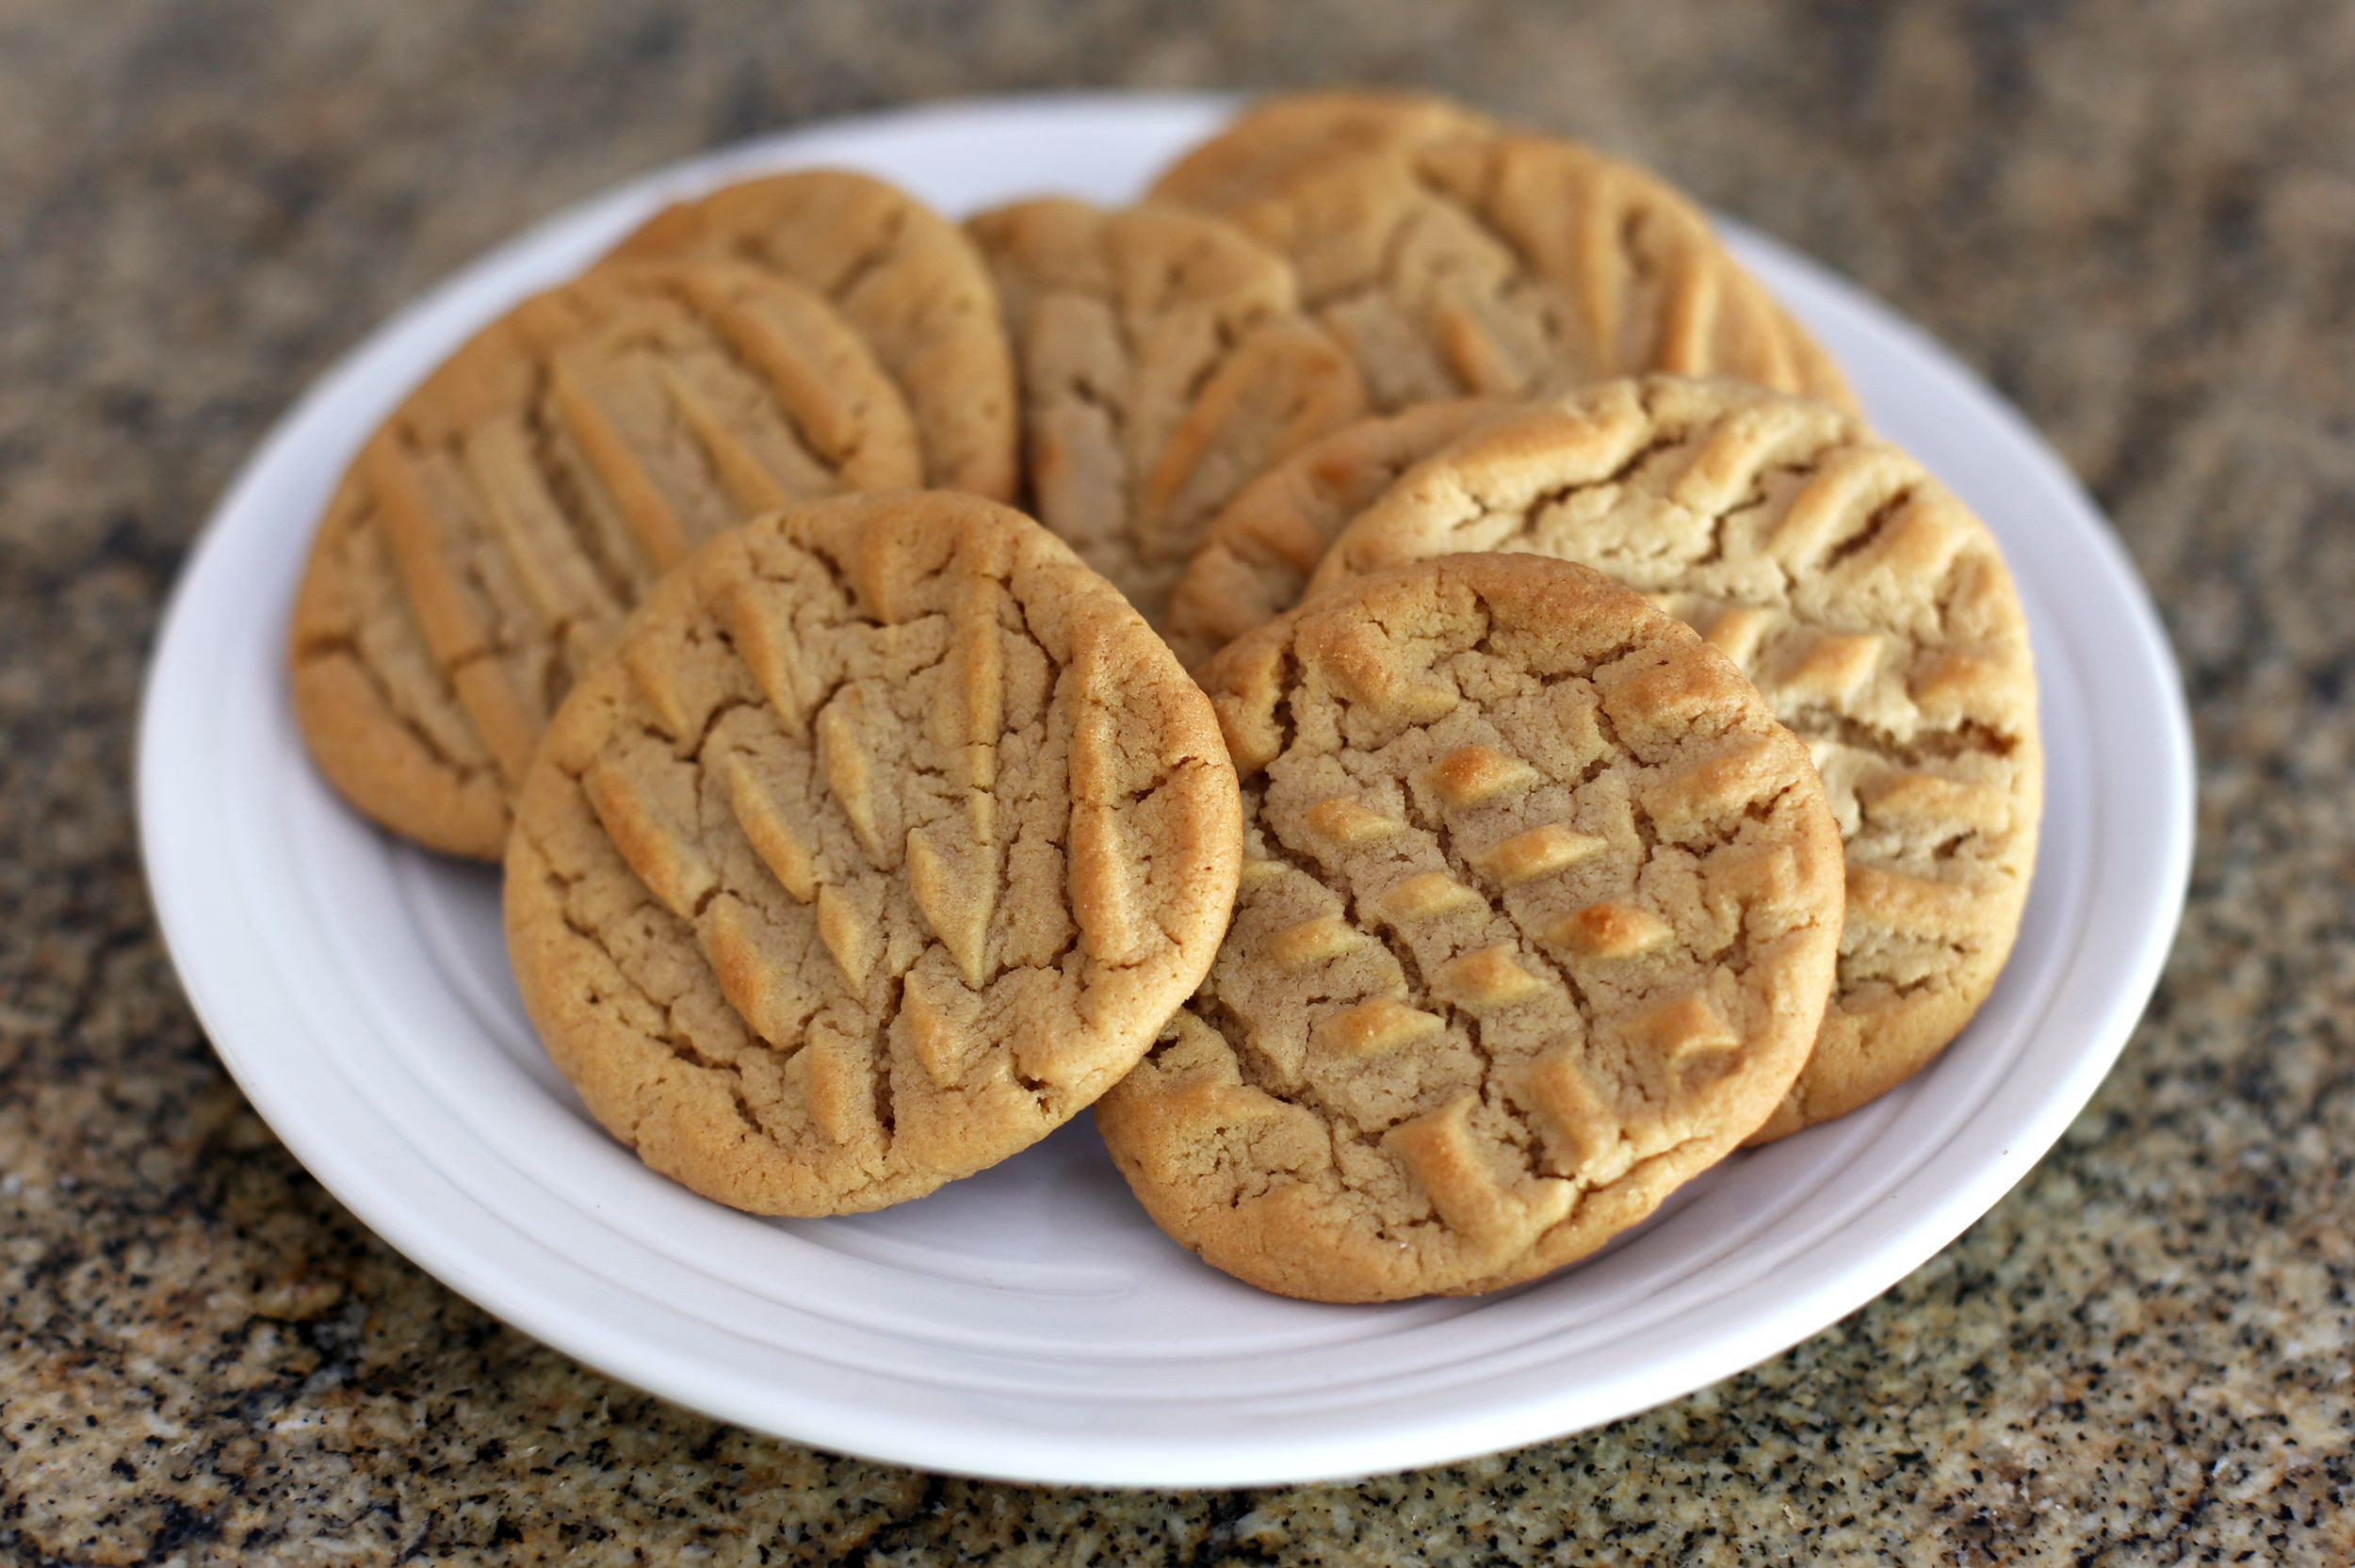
[609,170,1020,504]
[1226,131,1857,414]
[1147,89,1496,214]
[1312,377,2044,1138]
[288,262,922,858]
[505,492,1242,1217]
[966,198,1367,632]
[1162,398,1505,670]
[1094,554,1843,1301]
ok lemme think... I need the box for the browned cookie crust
[1096,554,1843,1301]
[288,263,922,856]
[609,170,1020,503]
[966,198,1366,632]
[1312,378,2043,1138]
[1226,132,1858,414]
[505,492,1242,1216]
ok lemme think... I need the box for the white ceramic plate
[138,94,2193,1488]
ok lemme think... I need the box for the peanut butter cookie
[609,170,1020,503]
[1226,132,1857,414]
[1162,398,1505,670]
[1148,89,1496,214]
[1311,377,2043,1139]
[506,492,1242,1216]
[1095,554,1843,1301]
[966,198,1367,631]
[288,263,923,857]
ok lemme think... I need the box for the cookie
[966,198,1367,631]
[1095,554,1844,1301]
[609,170,1020,503]
[1162,398,1505,669]
[288,263,923,857]
[1310,377,2043,1139]
[1226,131,1857,414]
[504,491,1242,1216]
[1147,89,1496,214]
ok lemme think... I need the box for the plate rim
[137,89,2196,1488]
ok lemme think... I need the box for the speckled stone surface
[2,2,2350,1561]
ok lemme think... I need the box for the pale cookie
[609,170,1020,503]
[1148,89,1497,214]
[506,492,1243,1216]
[966,198,1367,631]
[1310,377,2043,1139]
[1226,131,1858,414]
[288,262,924,858]
[1162,398,1506,670]
[1095,555,1843,1301]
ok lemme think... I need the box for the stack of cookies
[287,91,2041,1303]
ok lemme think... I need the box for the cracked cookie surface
[504,492,1242,1216]
[1148,89,1497,215]
[1311,377,2043,1139]
[288,261,924,858]
[1225,131,1856,415]
[1094,554,1843,1301]
[966,198,1366,632]
[608,169,1020,504]
[1163,398,1506,669]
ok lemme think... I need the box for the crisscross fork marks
[1107,553,1842,1299]
[507,493,1240,1218]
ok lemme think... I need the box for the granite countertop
[3,2,2349,1561]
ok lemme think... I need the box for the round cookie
[966,198,1367,631]
[1147,89,1496,214]
[506,492,1243,1216]
[1095,554,1844,1301]
[1226,131,1858,414]
[1162,398,1506,670]
[288,262,923,857]
[1310,377,2044,1139]
[608,170,1020,503]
